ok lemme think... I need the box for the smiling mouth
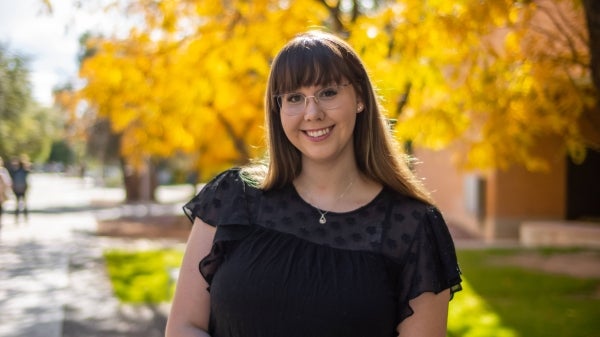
[305,127,332,138]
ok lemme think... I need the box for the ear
[356,102,364,113]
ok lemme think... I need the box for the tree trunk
[121,157,157,202]
[582,0,600,149]
[583,0,600,92]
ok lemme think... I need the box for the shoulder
[192,168,246,207]
[206,167,243,186]
[387,190,437,227]
[201,167,262,198]
[382,190,450,258]
[184,168,260,226]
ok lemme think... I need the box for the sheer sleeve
[383,201,462,323]
[182,168,257,286]
[183,168,253,227]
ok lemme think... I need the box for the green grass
[103,249,183,304]
[103,247,600,337]
[450,248,600,337]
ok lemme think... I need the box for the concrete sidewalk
[0,173,192,337]
[0,208,98,336]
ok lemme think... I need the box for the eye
[318,87,339,100]
[285,93,305,104]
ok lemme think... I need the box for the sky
[0,0,119,106]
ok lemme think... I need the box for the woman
[166,30,462,337]
[0,157,12,230]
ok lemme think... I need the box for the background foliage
[53,0,595,182]
[0,45,63,164]
[104,249,183,303]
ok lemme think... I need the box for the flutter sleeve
[182,168,256,286]
[384,203,462,323]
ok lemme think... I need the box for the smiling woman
[166,30,462,337]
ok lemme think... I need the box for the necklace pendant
[319,214,327,224]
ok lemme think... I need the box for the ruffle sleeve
[383,204,462,323]
[182,168,257,286]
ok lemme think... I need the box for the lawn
[103,247,600,336]
[451,248,600,337]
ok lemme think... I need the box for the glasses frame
[275,83,352,116]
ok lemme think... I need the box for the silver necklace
[308,178,355,224]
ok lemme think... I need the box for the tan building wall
[413,141,567,242]
[484,147,567,240]
[412,148,483,237]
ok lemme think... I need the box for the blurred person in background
[9,155,31,223]
[0,157,12,231]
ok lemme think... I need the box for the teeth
[306,128,330,138]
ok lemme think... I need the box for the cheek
[280,115,298,139]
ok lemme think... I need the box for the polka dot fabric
[183,168,462,337]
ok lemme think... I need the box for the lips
[305,127,332,138]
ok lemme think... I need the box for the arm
[396,289,451,337]
[165,218,216,337]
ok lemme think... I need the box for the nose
[304,95,319,107]
[303,96,323,120]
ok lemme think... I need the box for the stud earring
[357,104,363,112]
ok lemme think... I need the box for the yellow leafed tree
[349,0,594,171]
[79,0,331,186]
[72,0,594,196]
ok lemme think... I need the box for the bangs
[270,35,355,94]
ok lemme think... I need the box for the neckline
[290,183,386,216]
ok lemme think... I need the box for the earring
[357,104,363,112]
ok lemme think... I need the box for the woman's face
[279,81,363,165]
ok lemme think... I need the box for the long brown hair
[242,30,433,205]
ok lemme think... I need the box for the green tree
[0,44,30,158]
[0,44,61,163]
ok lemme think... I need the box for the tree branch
[536,2,585,68]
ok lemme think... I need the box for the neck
[296,159,360,194]
[293,159,362,212]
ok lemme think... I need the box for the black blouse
[184,169,462,337]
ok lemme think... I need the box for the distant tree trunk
[569,0,600,218]
[583,0,600,92]
[582,0,600,148]
[121,157,157,202]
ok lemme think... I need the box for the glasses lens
[316,86,341,109]
[278,84,347,115]
[286,93,305,106]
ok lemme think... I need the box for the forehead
[281,84,342,97]
[271,37,352,94]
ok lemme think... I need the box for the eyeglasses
[275,83,351,116]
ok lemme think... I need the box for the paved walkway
[0,173,192,337]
